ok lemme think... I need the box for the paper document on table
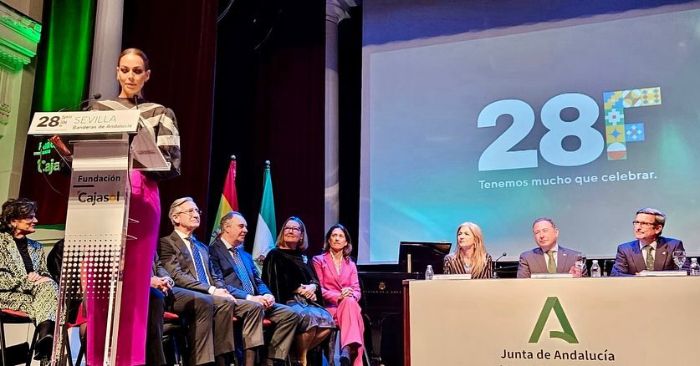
[433,274,472,280]
[531,273,573,279]
[637,270,687,277]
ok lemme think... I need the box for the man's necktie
[229,247,255,295]
[547,250,557,274]
[188,237,210,285]
[644,245,655,271]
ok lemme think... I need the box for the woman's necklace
[460,250,474,270]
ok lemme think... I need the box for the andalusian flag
[252,160,276,268]
[210,156,239,243]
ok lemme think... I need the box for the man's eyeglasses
[632,220,656,227]
[283,226,301,232]
[177,208,202,216]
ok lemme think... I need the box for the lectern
[28,109,169,365]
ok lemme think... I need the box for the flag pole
[252,159,277,270]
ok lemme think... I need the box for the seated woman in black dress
[0,198,58,360]
[262,216,335,366]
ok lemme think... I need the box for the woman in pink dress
[86,48,181,365]
[312,224,364,366]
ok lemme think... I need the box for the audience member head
[532,217,559,252]
[220,211,248,246]
[116,47,151,99]
[455,221,488,274]
[323,223,353,258]
[276,216,308,251]
[0,198,38,238]
[169,197,201,234]
[633,207,665,244]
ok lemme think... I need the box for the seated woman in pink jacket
[312,224,364,366]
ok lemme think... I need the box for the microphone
[58,93,102,112]
[50,93,102,167]
[85,93,102,109]
[493,252,507,278]
[133,95,148,131]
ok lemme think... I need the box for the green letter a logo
[528,297,578,344]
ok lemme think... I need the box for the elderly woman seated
[0,198,58,360]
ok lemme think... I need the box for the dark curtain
[211,0,326,253]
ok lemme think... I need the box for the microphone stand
[493,252,507,278]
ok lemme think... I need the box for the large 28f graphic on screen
[477,87,661,171]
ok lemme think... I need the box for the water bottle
[690,258,700,276]
[425,265,434,280]
[590,260,601,278]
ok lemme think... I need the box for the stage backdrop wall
[359,0,700,264]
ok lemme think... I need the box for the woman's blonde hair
[455,222,488,276]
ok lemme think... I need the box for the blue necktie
[229,246,255,295]
[188,237,210,285]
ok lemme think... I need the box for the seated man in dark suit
[159,197,264,366]
[517,217,586,278]
[210,211,300,366]
[611,207,685,276]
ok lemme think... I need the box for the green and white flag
[252,160,276,270]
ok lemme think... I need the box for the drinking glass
[673,250,686,271]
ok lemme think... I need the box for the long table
[405,276,700,365]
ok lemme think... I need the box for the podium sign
[28,110,139,135]
[408,277,700,366]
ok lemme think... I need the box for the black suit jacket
[209,238,271,299]
[159,231,225,293]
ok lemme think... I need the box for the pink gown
[312,253,365,366]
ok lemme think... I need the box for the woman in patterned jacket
[0,198,58,360]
